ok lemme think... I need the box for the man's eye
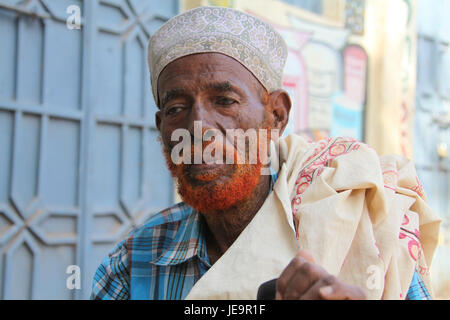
[166,106,184,116]
[215,97,236,106]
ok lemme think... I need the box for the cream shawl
[185,134,441,300]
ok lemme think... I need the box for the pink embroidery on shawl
[374,241,382,259]
[399,226,421,262]
[402,214,409,226]
[382,169,399,192]
[291,137,361,239]
[410,176,424,198]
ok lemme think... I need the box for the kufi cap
[147,6,288,107]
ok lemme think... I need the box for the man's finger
[276,255,310,299]
[296,249,315,264]
[283,262,325,299]
[318,283,366,300]
[298,275,338,300]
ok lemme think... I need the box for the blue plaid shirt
[91,172,431,300]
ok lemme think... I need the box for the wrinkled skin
[155,53,365,300]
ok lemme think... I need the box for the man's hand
[275,250,366,300]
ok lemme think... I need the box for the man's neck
[202,173,271,265]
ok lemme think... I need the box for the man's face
[156,53,274,213]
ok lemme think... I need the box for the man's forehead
[161,80,241,97]
[158,53,259,96]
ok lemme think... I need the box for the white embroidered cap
[148,6,288,107]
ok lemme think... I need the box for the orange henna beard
[162,140,266,214]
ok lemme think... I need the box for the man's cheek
[164,134,176,150]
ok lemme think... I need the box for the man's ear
[155,110,162,132]
[268,90,291,134]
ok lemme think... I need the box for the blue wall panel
[0,0,176,299]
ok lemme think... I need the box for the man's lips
[182,162,227,183]
[185,162,224,174]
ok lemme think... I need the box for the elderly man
[91,6,441,300]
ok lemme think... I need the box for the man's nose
[187,100,215,137]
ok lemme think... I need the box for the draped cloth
[185,134,441,300]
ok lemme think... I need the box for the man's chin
[162,145,264,213]
[176,163,262,214]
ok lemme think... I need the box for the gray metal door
[0,0,176,299]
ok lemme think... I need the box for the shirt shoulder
[123,202,197,261]
[104,202,195,258]
[90,202,195,300]
[128,201,195,239]
[111,202,197,261]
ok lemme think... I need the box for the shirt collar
[149,170,279,267]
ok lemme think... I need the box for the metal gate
[0,0,176,299]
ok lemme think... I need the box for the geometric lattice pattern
[0,0,176,299]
